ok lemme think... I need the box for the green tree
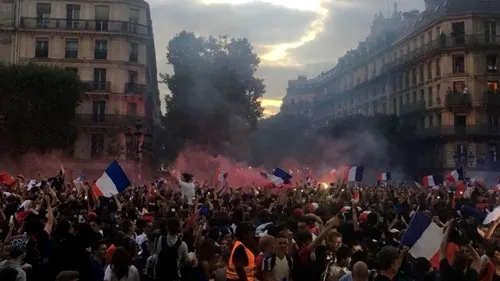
[0,63,82,156]
[160,31,265,160]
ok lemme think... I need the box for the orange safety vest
[226,240,255,281]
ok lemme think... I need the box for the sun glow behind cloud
[201,0,329,67]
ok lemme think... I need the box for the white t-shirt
[104,265,140,281]
[272,256,290,281]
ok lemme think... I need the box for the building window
[93,68,107,91]
[435,58,441,76]
[36,3,51,28]
[419,64,424,83]
[405,93,410,104]
[452,55,465,73]
[437,113,441,126]
[412,91,416,103]
[436,84,441,104]
[35,38,49,58]
[427,61,432,80]
[488,81,499,92]
[412,68,417,85]
[485,21,497,43]
[92,100,106,123]
[487,54,499,72]
[392,98,397,114]
[420,89,425,105]
[127,102,137,116]
[129,42,138,62]
[428,87,433,107]
[428,30,433,42]
[399,96,403,109]
[95,6,109,31]
[429,114,434,127]
[66,4,80,29]
[65,39,78,59]
[94,39,107,60]
[451,22,465,45]
[129,8,139,33]
[90,134,105,158]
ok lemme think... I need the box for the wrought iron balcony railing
[415,125,500,138]
[20,17,150,36]
[124,83,146,95]
[82,81,110,92]
[75,114,140,127]
[445,91,472,111]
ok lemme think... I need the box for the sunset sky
[149,0,424,117]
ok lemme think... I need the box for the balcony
[20,18,150,36]
[399,100,426,115]
[445,91,471,112]
[83,81,110,92]
[415,125,500,138]
[125,83,146,95]
[75,114,139,127]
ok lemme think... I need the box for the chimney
[402,10,420,21]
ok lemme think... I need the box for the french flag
[93,160,131,197]
[346,166,364,182]
[260,172,284,188]
[215,168,228,184]
[401,212,457,268]
[273,167,292,184]
[73,172,85,185]
[377,172,391,181]
[422,175,442,187]
[446,167,464,182]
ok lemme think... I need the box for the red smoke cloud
[171,146,271,187]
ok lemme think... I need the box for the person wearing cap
[226,222,256,281]
[0,235,29,281]
[55,270,79,281]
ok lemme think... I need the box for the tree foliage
[0,63,82,156]
[160,31,265,160]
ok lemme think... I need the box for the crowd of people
[0,168,498,281]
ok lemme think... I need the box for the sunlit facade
[282,0,500,177]
[0,0,161,177]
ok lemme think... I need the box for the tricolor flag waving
[401,212,457,268]
[422,175,443,187]
[446,167,464,182]
[377,172,391,181]
[93,160,131,197]
[346,166,364,182]
[260,167,292,188]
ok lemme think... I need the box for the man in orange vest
[226,222,256,281]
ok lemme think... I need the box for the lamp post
[125,119,152,181]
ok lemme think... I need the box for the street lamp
[125,119,152,181]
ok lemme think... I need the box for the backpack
[155,235,182,280]
[256,253,293,281]
[269,254,293,273]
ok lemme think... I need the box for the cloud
[150,0,424,115]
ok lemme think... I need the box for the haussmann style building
[282,0,500,179]
[0,0,162,179]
